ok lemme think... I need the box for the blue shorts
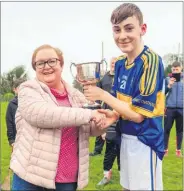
[12,173,77,191]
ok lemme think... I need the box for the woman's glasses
[35,58,60,69]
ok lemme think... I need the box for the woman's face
[34,48,63,88]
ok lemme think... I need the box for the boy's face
[13,87,19,95]
[112,16,146,54]
[171,66,182,73]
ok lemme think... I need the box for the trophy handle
[70,62,77,79]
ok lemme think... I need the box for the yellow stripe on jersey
[152,91,165,116]
[145,51,159,95]
[117,91,132,103]
[140,54,148,94]
[131,105,154,117]
[114,55,126,69]
[117,92,132,119]
[140,51,159,96]
[125,59,135,70]
[144,51,155,94]
[131,91,165,118]
[116,54,126,61]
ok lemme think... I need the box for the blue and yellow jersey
[112,45,165,160]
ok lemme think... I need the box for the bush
[2,93,15,102]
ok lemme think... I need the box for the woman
[10,44,107,191]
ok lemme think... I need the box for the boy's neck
[127,43,144,65]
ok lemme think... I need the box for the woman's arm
[89,121,106,136]
[18,82,102,129]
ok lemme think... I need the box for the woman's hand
[91,110,107,128]
[97,109,119,129]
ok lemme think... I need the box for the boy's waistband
[121,134,138,140]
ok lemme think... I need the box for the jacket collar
[34,77,78,105]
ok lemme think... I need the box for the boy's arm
[165,77,171,94]
[96,79,103,105]
[165,77,176,95]
[102,93,144,123]
[6,103,16,145]
[90,56,165,123]
[85,62,144,123]
[165,78,169,94]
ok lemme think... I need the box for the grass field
[1,102,183,190]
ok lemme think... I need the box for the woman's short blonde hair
[31,44,64,70]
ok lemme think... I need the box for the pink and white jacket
[10,78,105,189]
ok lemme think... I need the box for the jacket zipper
[176,83,178,108]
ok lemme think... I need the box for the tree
[0,65,28,95]
[164,64,172,77]
[163,53,183,67]
[0,74,12,94]
[163,53,184,77]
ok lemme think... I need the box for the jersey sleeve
[131,56,165,118]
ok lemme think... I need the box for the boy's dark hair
[13,78,26,89]
[172,61,182,68]
[111,3,143,25]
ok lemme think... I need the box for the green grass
[1,102,11,184]
[1,102,183,190]
[86,134,183,190]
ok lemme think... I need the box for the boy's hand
[91,110,106,128]
[101,133,106,140]
[168,77,176,88]
[83,85,106,101]
[97,109,118,129]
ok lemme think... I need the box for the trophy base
[83,102,101,110]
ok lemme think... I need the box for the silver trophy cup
[70,59,107,109]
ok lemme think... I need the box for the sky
[1,1,183,85]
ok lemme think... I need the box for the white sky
[1,1,183,85]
